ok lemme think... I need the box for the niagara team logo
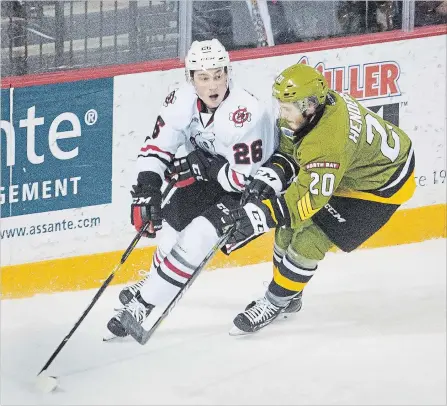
[163,90,177,107]
[230,106,251,127]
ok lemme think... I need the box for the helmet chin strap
[301,99,324,125]
[303,111,314,122]
[293,104,326,143]
[294,118,310,132]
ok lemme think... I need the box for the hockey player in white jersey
[106,39,277,341]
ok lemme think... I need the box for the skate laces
[126,298,151,323]
[113,306,126,320]
[113,299,145,318]
[138,269,149,277]
[127,271,150,294]
[244,297,280,324]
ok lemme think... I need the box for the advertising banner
[1,33,445,279]
[1,79,114,266]
[1,79,113,218]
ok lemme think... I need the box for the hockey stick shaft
[139,226,234,345]
[37,179,176,376]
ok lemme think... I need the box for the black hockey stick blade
[120,311,148,344]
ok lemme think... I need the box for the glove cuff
[207,155,228,181]
[267,152,299,188]
[254,167,284,194]
[137,171,163,189]
[262,196,291,228]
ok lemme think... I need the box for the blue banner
[1,78,113,218]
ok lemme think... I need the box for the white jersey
[137,82,278,192]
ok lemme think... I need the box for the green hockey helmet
[272,64,329,113]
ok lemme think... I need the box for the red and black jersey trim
[156,265,184,288]
[137,153,171,167]
[224,164,241,192]
[138,145,175,166]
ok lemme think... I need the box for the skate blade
[278,307,302,320]
[102,332,129,342]
[228,325,252,336]
[277,312,294,321]
[103,335,118,342]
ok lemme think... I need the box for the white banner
[1,34,445,266]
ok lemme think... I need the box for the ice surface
[1,239,445,405]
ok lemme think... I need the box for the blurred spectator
[247,1,346,46]
[191,1,235,50]
[376,1,402,31]
[4,0,28,74]
[266,1,300,45]
[337,1,402,34]
[191,0,300,50]
[246,1,343,46]
[415,1,447,26]
[4,0,26,47]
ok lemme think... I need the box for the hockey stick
[121,226,235,345]
[35,178,177,391]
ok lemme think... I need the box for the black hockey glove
[241,167,285,205]
[241,152,298,205]
[166,149,227,187]
[220,196,291,248]
[130,172,163,238]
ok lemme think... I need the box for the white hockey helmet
[185,39,230,81]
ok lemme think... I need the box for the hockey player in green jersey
[219,63,416,335]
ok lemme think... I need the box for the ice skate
[281,291,303,319]
[119,292,155,344]
[118,270,150,305]
[106,308,129,338]
[230,296,283,335]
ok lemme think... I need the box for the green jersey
[279,91,415,229]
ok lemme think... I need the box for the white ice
[1,239,446,405]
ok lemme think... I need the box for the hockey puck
[35,371,59,393]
